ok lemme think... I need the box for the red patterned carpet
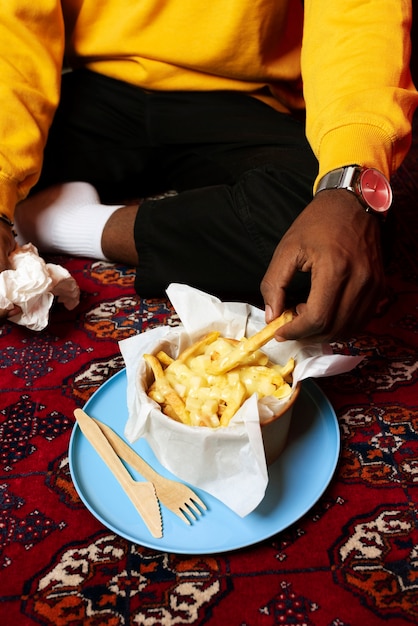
[1,120,418,625]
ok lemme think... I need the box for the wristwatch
[315,165,392,216]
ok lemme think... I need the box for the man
[1,1,417,340]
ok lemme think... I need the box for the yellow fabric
[1,0,417,219]
[302,0,417,187]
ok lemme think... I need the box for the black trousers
[37,69,318,304]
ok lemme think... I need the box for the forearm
[0,1,65,219]
[302,0,418,185]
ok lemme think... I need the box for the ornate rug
[1,119,417,625]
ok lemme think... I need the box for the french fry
[272,357,295,383]
[144,353,191,425]
[155,350,174,366]
[219,381,246,427]
[208,310,294,375]
[176,331,220,363]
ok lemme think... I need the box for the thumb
[261,255,297,323]
[261,278,287,323]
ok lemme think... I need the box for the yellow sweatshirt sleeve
[302,0,418,188]
[0,2,65,219]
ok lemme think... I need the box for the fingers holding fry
[248,309,294,349]
[208,310,294,375]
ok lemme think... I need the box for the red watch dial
[360,168,392,212]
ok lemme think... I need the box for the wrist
[315,165,392,219]
[0,213,17,237]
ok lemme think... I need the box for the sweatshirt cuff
[314,124,395,192]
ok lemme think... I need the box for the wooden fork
[74,409,162,538]
[92,417,207,525]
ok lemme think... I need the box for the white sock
[14,182,123,260]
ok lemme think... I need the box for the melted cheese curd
[148,336,294,428]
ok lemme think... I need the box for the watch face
[360,168,392,212]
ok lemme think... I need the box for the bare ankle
[101,205,139,265]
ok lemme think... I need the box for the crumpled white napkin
[0,243,80,331]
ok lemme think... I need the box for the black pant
[38,69,318,304]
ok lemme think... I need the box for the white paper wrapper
[120,283,363,517]
[0,243,80,331]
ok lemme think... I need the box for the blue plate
[69,370,340,554]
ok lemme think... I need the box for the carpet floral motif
[22,534,227,626]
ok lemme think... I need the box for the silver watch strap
[316,165,358,194]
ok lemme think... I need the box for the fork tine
[174,497,206,524]
[190,494,207,511]
[175,508,193,525]
[185,498,205,516]
[179,505,199,523]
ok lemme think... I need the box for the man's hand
[0,221,19,319]
[260,189,386,342]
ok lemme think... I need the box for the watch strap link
[316,165,359,195]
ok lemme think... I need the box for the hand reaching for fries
[144,310,295,428]
[260,192,386,341]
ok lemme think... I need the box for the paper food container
[260,382,301,465]
[119,284,363,516]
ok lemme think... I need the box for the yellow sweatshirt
[1,0,417,220]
